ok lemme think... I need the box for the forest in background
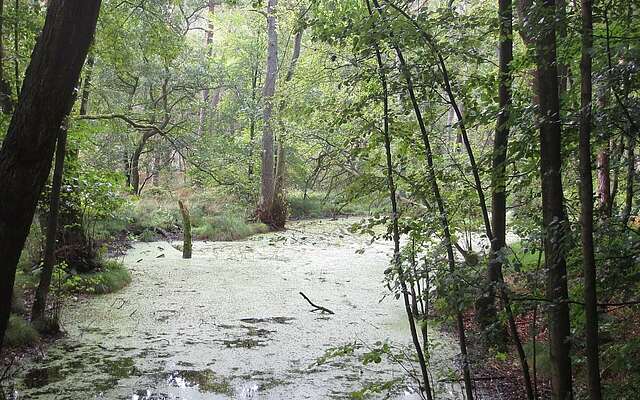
[0,0,638,399]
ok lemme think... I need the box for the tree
[257,0,286,229]
[579,0,602,397]
[535,0,573,397]
[30,123,69,327]
[0,0,101,350]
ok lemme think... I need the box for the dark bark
[579,0,603,398]
[483,2,535,398]
[535,0,573,398]
[0,0,101,351]
[130,132,153,195]
[31,125,68,325]
[481,0,515,348]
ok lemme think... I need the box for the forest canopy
[0,0,639,399]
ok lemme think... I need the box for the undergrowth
[3,314,40,348]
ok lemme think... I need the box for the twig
[299,292,335,314]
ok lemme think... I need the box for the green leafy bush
[193,214,269,241]
[62,260,131,295]
[3,314,40,347]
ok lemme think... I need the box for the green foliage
[193,214,269,241]
[60,260,131,295]
[3,314,40,348]
[350,378,403,399]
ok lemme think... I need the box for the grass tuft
[193,214,269,241]
[4,314,40,348]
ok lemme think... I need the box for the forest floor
[3,218,474,400]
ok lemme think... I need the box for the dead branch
[299,292,335,314]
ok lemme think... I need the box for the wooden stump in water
[178,200,192,259]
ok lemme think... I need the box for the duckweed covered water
[8,219,464,399]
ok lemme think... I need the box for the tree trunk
[79,53,94,116]
[622,135,635,223]
[480,0,514,348]
[248,57,260,177]
[535,1,573,398]
[579,0,603,398]
[197,0,215,137]
[130,140,145,195]
[31,125,68,326]
[377,4,474,397]
[257,0,278,227]
[178,200,192,259]
[269,27,304,229]
[596,149,611,215]
[0,0,101,351]
[595,88,611,216]
[366,3,433,397]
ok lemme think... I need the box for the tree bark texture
[579,0,603,398]
[535,1,573,398]
[0,0,101,351]
[258,0,278,227]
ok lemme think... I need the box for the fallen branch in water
[299,292,335,314]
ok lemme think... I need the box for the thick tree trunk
[31,126,68,326]
[258,0,278,226]
[535,1,573,398]
[579,0,603,398]
[0,0,101,351]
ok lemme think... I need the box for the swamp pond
[8,219,464,399]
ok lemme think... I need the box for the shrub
[193,214,269,241]
[3,314,40,348]
[62,260,131,295]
